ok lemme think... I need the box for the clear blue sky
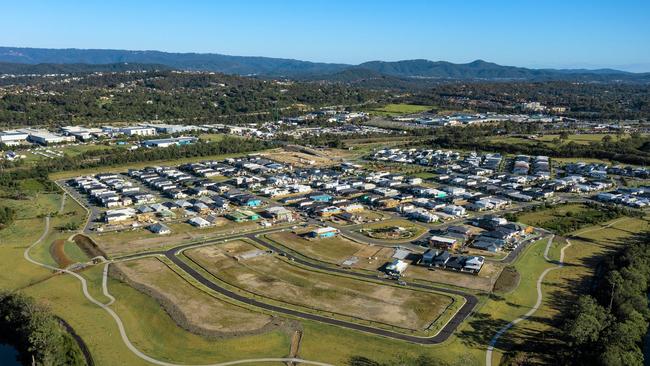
[3,0,650,71]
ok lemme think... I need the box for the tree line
[562,230,650,365]
[508,202,644,235]
[0,292,85,366]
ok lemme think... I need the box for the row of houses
[420,250,485,274]
[425,216,532,253]
[69,174,154,208]
[595,187,650,208]
[564,162,650,179]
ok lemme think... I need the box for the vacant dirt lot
[407,261,502,292]
[186,241,453,331]
[114,257,275,336]
[261,149,338,168]
[92,219,260,256]
[266,231,397,271]
[266,231,366,264]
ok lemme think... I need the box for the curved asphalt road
[25,216,333,366]
[142,231,479,344]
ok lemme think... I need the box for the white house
[443,205,466,216]
[188,217,211,228]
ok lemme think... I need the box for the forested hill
[354,59,650,82]
[0,47,347,77]
[2,46,649,82]
[0,62,171,74]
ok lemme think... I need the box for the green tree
[559,131,569,141]
[565,295,610,346]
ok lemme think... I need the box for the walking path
[485,235,572,366]
[24,216,333,366]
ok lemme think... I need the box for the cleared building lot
[91,219,261,256]
[185,240,454,332]
[113,257,279,336]
[265,230,502,291]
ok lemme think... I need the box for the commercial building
[60,126,105,141]
[0,130,29,145]
[18,128,75,145]
[140,123,200,134]
[120,126,157,136]
[141,136,198,148]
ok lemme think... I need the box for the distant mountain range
[0,61,171,74]
[1,46,648,83]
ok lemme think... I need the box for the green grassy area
[366,103,435,116]
[514,203,632,234]
[0,192,61,219]
[3,182,647,366]
[62,143,118,156]
[516,203,586,227]
[489,133,634,147]
[537,133,631,144]
[1,195,292,365]
[266,231,364,264]
[494,216,649,364]
[358,218,428,242]
[198,133,230,142]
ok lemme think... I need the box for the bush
[0,292,85,366]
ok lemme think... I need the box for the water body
[0,343,20,366]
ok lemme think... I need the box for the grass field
[367,103,435,116]
[0,192,61,219]
[489,133,633,147]
[115,257,276,334]
[266,231,366,265]
[515,203,587,227]
[537,133,631,144]
[4,188,647,365]
[486,216,650,365]
[186,240,454,331]
[1,195,293,365]
[358,218,428,242]
[198,133,228,142]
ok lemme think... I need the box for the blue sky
[3,0,650,71]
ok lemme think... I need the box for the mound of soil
[50,239,73,268]
[493,266,520,294]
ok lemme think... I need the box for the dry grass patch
[91,219,260,256]
[186,241,453,331]
[407,261,502,292]
[113,257,275,335]
[266,231,366,264]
